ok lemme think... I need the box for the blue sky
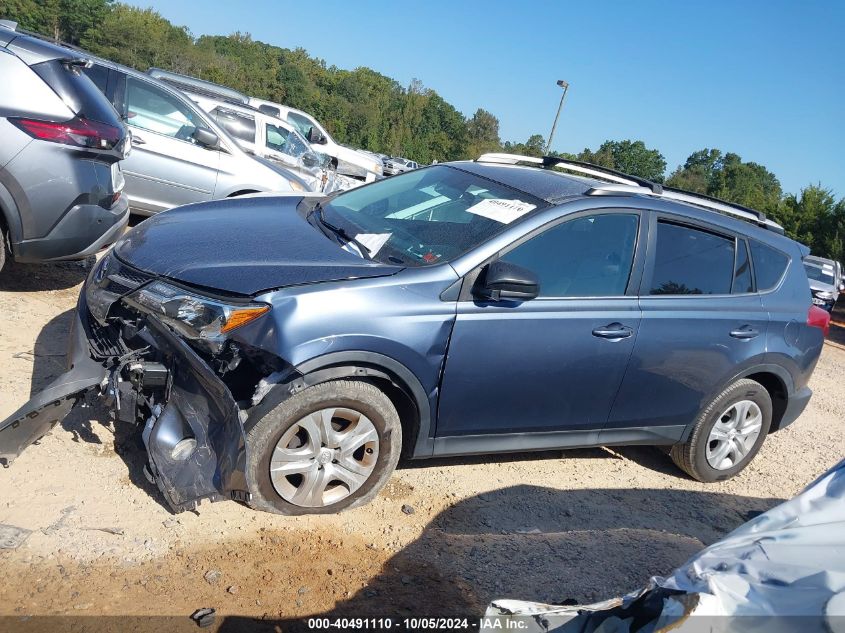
[137,0,844,197]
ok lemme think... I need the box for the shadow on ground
[215,485,779,632]
[0,257,93,292]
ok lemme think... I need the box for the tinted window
[501,214,639,297]
[211,107,255,143]
[750,240,789,291]
[733,239,754,293]
[32,59,120,125]
[81,63,108,93]
[124,77,210,140]
[650,222,735,295]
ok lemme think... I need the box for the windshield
[804,263,835,285]
[318,165,547,266]
[287,111,321,139]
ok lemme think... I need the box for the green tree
[578,140,666,182]
[465,108,501,158]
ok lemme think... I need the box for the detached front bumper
[0,290,250,513]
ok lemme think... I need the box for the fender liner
[0,179,23,248]
[679,362,796,442]
[244,351,434,458]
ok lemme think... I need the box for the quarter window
[124,77,209,141]
[650,222,735,295]
[732,239,754,293]
[750,240,789,291]
[501,214,639,297]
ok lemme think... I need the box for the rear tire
[670,379,772,482]
[245,380,401,515]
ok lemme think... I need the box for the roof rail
[0,19,18,31]
[476,153,664,193]
[588,183,784,233]
[475,152,783,234]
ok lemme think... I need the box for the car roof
[0,28,88,65]
[450,160,601,203]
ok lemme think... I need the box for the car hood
[114,195,402,295]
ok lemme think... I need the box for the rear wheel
[670,379,772,482]
[245,380,401,515]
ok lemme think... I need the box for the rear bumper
[774,386,813,432]
[13,194,129,262]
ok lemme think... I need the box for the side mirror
[473,261,539,302]
[308,127,326,144]
[192,128,219,148]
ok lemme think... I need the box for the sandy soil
[0,256,843,629]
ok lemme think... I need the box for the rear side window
[501,214,640,297]
[211,107,255,143]
[32,59,120,125]
[750,240,789,291]
[649,222,735,295]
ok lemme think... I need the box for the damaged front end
[0,252,282,512]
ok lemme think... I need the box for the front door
[119,76,219,214]
[436,211,646,450]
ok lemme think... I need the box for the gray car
[0,22,129,270]
[804,255,843,312]
[78,55,308,214]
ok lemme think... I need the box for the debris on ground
[82,526,124,536]
[401,504,415,515]
[203,570,222,585]
[41,506,76,536]
[0,524,31,550]
[190,607,216,628]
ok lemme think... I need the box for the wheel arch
[0,179,23,248]
[682,362,795,441]
[244,351,433,459]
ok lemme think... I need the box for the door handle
[131,135,146,145]
[730,326,760,340]
[592,323,634,339]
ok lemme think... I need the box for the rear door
[436,210,646,448]
[117,75,219,214]
[607,215,768,435]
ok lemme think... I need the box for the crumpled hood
[115,195,401,295]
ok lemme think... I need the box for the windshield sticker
[354,233,392,256]
[466,198,536,224]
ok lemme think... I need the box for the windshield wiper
[311,203,373,260]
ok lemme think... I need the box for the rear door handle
[592,323,634,340]
[131,135,146,145]
[730,326,760,340]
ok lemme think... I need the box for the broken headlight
[126,281,270,341]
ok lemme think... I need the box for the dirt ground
[0,255,843,630]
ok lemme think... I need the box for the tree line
[2,0,842,262]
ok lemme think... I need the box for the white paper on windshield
[466,198,536,224]
[354,233,392,256]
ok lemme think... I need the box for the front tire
[670,379,772,482]
[245,380,402,515]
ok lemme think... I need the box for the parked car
[804,255,843,312]
[0,21,129,271]
[249,97,383,182]
[18,54,305,215]
[0,154,828,516]
[187,94,358,193]
[382,156,418,176]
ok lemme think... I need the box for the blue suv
[0,154,829,514]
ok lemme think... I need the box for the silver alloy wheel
[269,407,379,507]
[705,399,763,470]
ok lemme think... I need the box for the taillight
[9,116,122,150]
[807,305,830,337]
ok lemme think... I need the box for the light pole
[545,79,569,155]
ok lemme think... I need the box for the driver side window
[124,77,208,141]
[500,213,640,298]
